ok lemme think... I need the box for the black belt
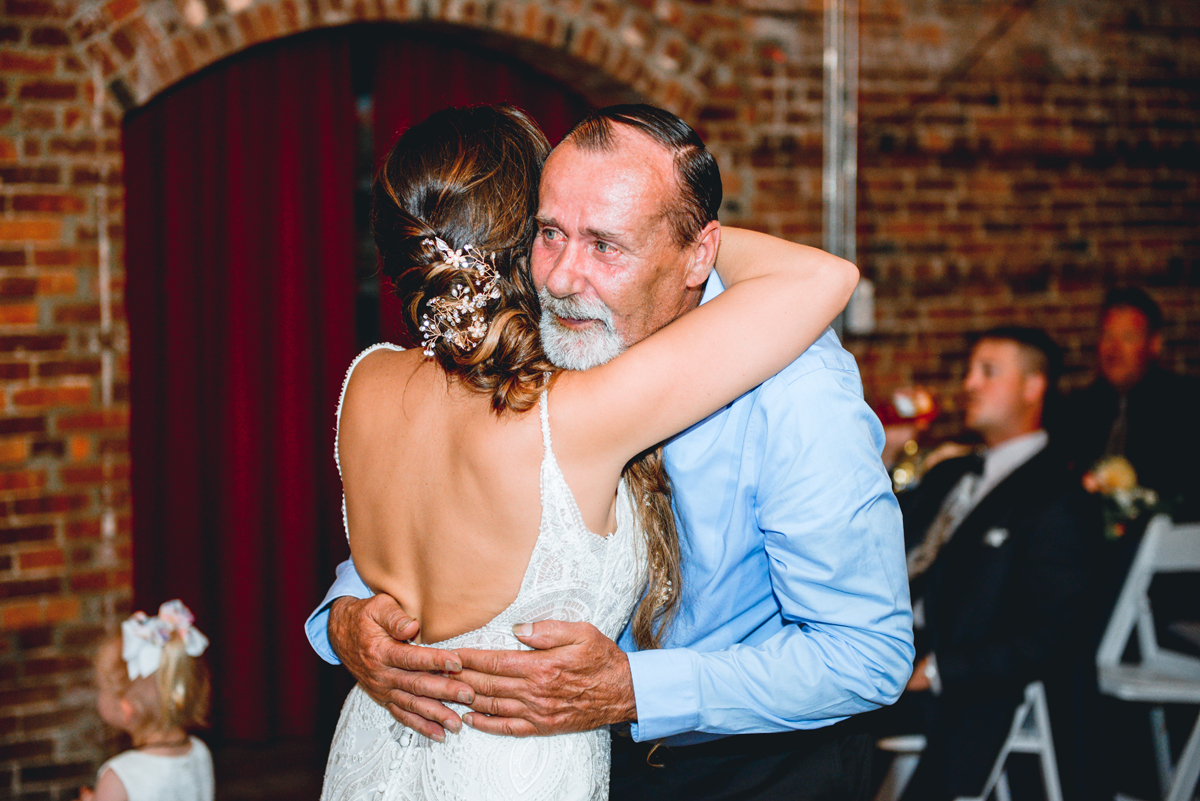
[613,718,861,763]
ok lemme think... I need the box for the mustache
[538,289,616,327]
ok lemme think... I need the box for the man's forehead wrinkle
[537,141,676,247]
[582,225,625,242]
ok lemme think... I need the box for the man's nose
[542,243,588,299]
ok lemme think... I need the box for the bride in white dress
[320,104,857,801]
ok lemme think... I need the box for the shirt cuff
[626,647,701,742]
[304,559,372,665]
[925,651,943,696]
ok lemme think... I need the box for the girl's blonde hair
[97,633,212,731]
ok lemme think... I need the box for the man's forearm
[626,617,912,741]
[623,363,911,742]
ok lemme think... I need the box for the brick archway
[67,0,712,121]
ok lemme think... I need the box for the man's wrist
[612,652,638,725]
[327,596,360,664]
[624,647,702,740]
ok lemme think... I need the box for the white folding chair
[874,681,1063,801]
[1096,514,1200,801]
[875,734,925,801]
[957,680,1064,801]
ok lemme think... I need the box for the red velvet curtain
[124,32,357,741]
[372,33,591,343]
[124,25,591,743]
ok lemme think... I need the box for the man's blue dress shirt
[305,279,913,744]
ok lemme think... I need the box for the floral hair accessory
[418,236,502,358]
[121,599,209,681]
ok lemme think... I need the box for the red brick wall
[850,0,1200,417]
[3,0,130,796]
[1,0,1197,797]
[688,0,1200,416]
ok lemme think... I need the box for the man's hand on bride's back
[328,595,477,742]
[454,620,636,737]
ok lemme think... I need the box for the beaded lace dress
[321,344,647,801]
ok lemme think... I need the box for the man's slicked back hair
[563,104,722,248]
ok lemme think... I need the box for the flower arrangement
[1083,455,1159,539]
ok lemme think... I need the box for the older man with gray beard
[306,104,911,800]
[538,289,625,370]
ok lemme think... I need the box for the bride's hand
[329,595,476,741]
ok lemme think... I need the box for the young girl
[81,600,214,801]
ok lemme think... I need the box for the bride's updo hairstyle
[373,104,555,413]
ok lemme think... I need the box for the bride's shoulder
[347,342,416,383]
[340,344,420,423]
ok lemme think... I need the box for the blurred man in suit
[1057,291,1200,799]
[885,327,1096,801]
[1058,286,1200,518]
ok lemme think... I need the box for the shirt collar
[979,429,1048,494]
[700,272,724,305]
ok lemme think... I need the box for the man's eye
[541,228,561,241]
[596,241,616,254]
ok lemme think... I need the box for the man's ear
[685,221,720,289]
[1149,331,1164,359]
[1023,372,1047,407]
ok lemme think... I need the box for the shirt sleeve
[627,364,914,740]
[304,557,373,665]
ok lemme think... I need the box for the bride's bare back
[338,347,621,645]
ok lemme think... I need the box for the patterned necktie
[907,455,985,580]
[1104,394,1128,456]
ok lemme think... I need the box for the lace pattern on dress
[322,352,648,801]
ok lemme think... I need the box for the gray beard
[538,289,626,371]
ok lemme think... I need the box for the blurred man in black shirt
[1058,287,1200,518]
[1057,287,1200,799]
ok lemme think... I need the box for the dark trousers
[609,720,873,800]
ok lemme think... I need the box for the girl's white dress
[97,736,214,801]
[320,344,647,801]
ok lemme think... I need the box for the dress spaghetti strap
[538,388,553,457]
[335,343,406,542]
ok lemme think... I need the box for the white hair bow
[121,599,209,681]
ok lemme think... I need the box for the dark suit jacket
[896,446,1098,800]
[903,446,1095,696]
[1056,366,1200,520]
